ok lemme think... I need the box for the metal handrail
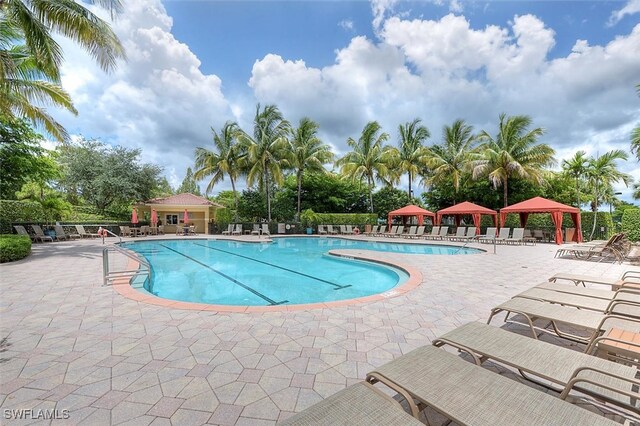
[102,228,122,243]
[103,244,151,286]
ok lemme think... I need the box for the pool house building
[135,193,223,234]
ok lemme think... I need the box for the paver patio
[0,235,635,425]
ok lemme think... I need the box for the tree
[152,177,174,198]
[372,187,411,220]
[236,104,291,222]
[177,167,201,195]
[632,84,640,161]
[0,114,58,199]
[585,150,632,239]
[473,113,555,207]
[389,118,430,199]
[288,117,333,220]
[1,0,125,141]
[56,138,163,215]
[337,121,393,213]
[194,121,243,215]
[561,150,589,208]
[423,119,476,203]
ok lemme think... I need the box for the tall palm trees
[1,0,125,141]
[391,118,430,199]
[423,119,476,203]
[561,150,589,208]
[237,104,291,222]
[473,114,555,207]
[337,121,392,213]
[194,121,243,216]
[632,84,640,161]
[289,117,334,219]
[585,150,632,239]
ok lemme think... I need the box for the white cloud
[608,0,640,26]
[339,19,354,32]
[55,0,232,189]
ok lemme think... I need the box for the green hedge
[313,213,378,226]
[622,209,640,242]
[0,200,45,234]
[0,235,31,263]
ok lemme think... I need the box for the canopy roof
[500,196,579,214]
[389,205,436,217]
[437,201,497,216]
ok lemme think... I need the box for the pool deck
[0,234,637,425]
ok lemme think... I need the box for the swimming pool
[121,237,480,306]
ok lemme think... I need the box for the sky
[53,0,640,203]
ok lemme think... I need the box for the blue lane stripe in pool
[193,241,352,290]
[157,243,288,306]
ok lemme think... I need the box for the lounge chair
[458,227,478,242]
[261,224,270,236]
[549,270,640,288]
[76,225,99,238]
[232,224,242,235]
[363,225,377,236]
[495,227,511,244]
[432,322,640,414]
[523,229,536,245]
[555,234,625,263]
[383,225,397,237]
[505,228,524,245]
[148,226,158,235]
[533,229,546,242]
[280,382,423,426]
[14,225,38,242]
[222,224,233,235]
[448,227,466,241]
[326,225,338,235]
[55,225,80,240]
[394,225,405,237]
[317,224,327,235]
[375,225,386,236]
[423,226,440,240]
[487,297,640,344]
[251,224,260,235]
[412,226,425,238]
[403,226,417,238]
[477,227,497,243]
[189,225,197,235]
[158,225,164,234]
[537,281,640,301]
[345,225,355,235]
[436,225,449,240]
[31,225,54,242]
[365,345,619,425]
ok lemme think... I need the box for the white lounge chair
[364,225,378,236]
[448,227,466,241]
[222,224,233,235]
[423,226,440,240]
[232,224,242,235]
[76,225,99,238]
[477,227,497,243]
[437,226,449,240]
[412,226,425,238]
[403,226,417,238]
[261,224,270,236]
[317,224,327,235]
[327,225,338,235]
[506,228,524,245]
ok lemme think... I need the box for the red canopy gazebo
[499,197,582,245]
[388,205,436,227]
[436,201,498,235]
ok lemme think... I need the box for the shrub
[0,200,45,234]
[621,209,640,242]
[580,212,614,240]
[0,235,31,263]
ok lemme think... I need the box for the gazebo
[436,201,498,235]
[388,205,436,227]
[499,196,582,245]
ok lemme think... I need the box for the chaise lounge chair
[423,226,440,240]
[280,381,423,426]
[505,228,524,245]
[14,225,38,243]
[232,224,242,235]
[55,225,80,240]
[261,223,270,236]
[476,227,497,243]
[549,270,640,288]
[76,225,99,238]
[412,225,425,238]
[326,225,338,235]
[458,227,478,242]
[317,224,328,235]
[432,321,640,414]
[365,345,619,425]
[403,226,417,238]
[448,227,466,241]
[31,225,54,242]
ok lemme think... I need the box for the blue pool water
[121,238,480,306]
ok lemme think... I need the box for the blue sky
[56,0,640,202]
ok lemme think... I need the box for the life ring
[353,227,360,235]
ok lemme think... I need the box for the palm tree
[585,150,632,239]
[337,121,392,212]
[561,150,589,208]
[422,119,476,203]
[390,118,430,199]
[0,27,76,141]
[473,113,555,207]
[2,0,125,80]
[288,117,334,219]
[194,121,243,217]
[632,84,640,161]
[236,104,291,222]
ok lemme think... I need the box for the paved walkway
[0,235,634,425]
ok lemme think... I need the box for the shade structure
[183,209,189,224]
[131,208,138,224]
[499,196,582,245]
[150,209,158,225]
[436,201,498,234]
[388,205,436,227]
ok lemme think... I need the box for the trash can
[364,224,372,234]
[277,223,286,234]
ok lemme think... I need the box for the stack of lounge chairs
[283,269,640,425]
[556,233,631,264]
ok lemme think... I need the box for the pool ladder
[102,244,151,286]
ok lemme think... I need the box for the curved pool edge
[110,245,423,313]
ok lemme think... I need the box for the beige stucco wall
[136,204,216,235]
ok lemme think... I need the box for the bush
[0,200,45,234]
[621,209,640,242]
[581,212,614,240]
[0,235,31,263]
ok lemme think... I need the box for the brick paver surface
[0,235,634,425]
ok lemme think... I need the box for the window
[166,214,178,225]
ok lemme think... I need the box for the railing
[102,244,151,286]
